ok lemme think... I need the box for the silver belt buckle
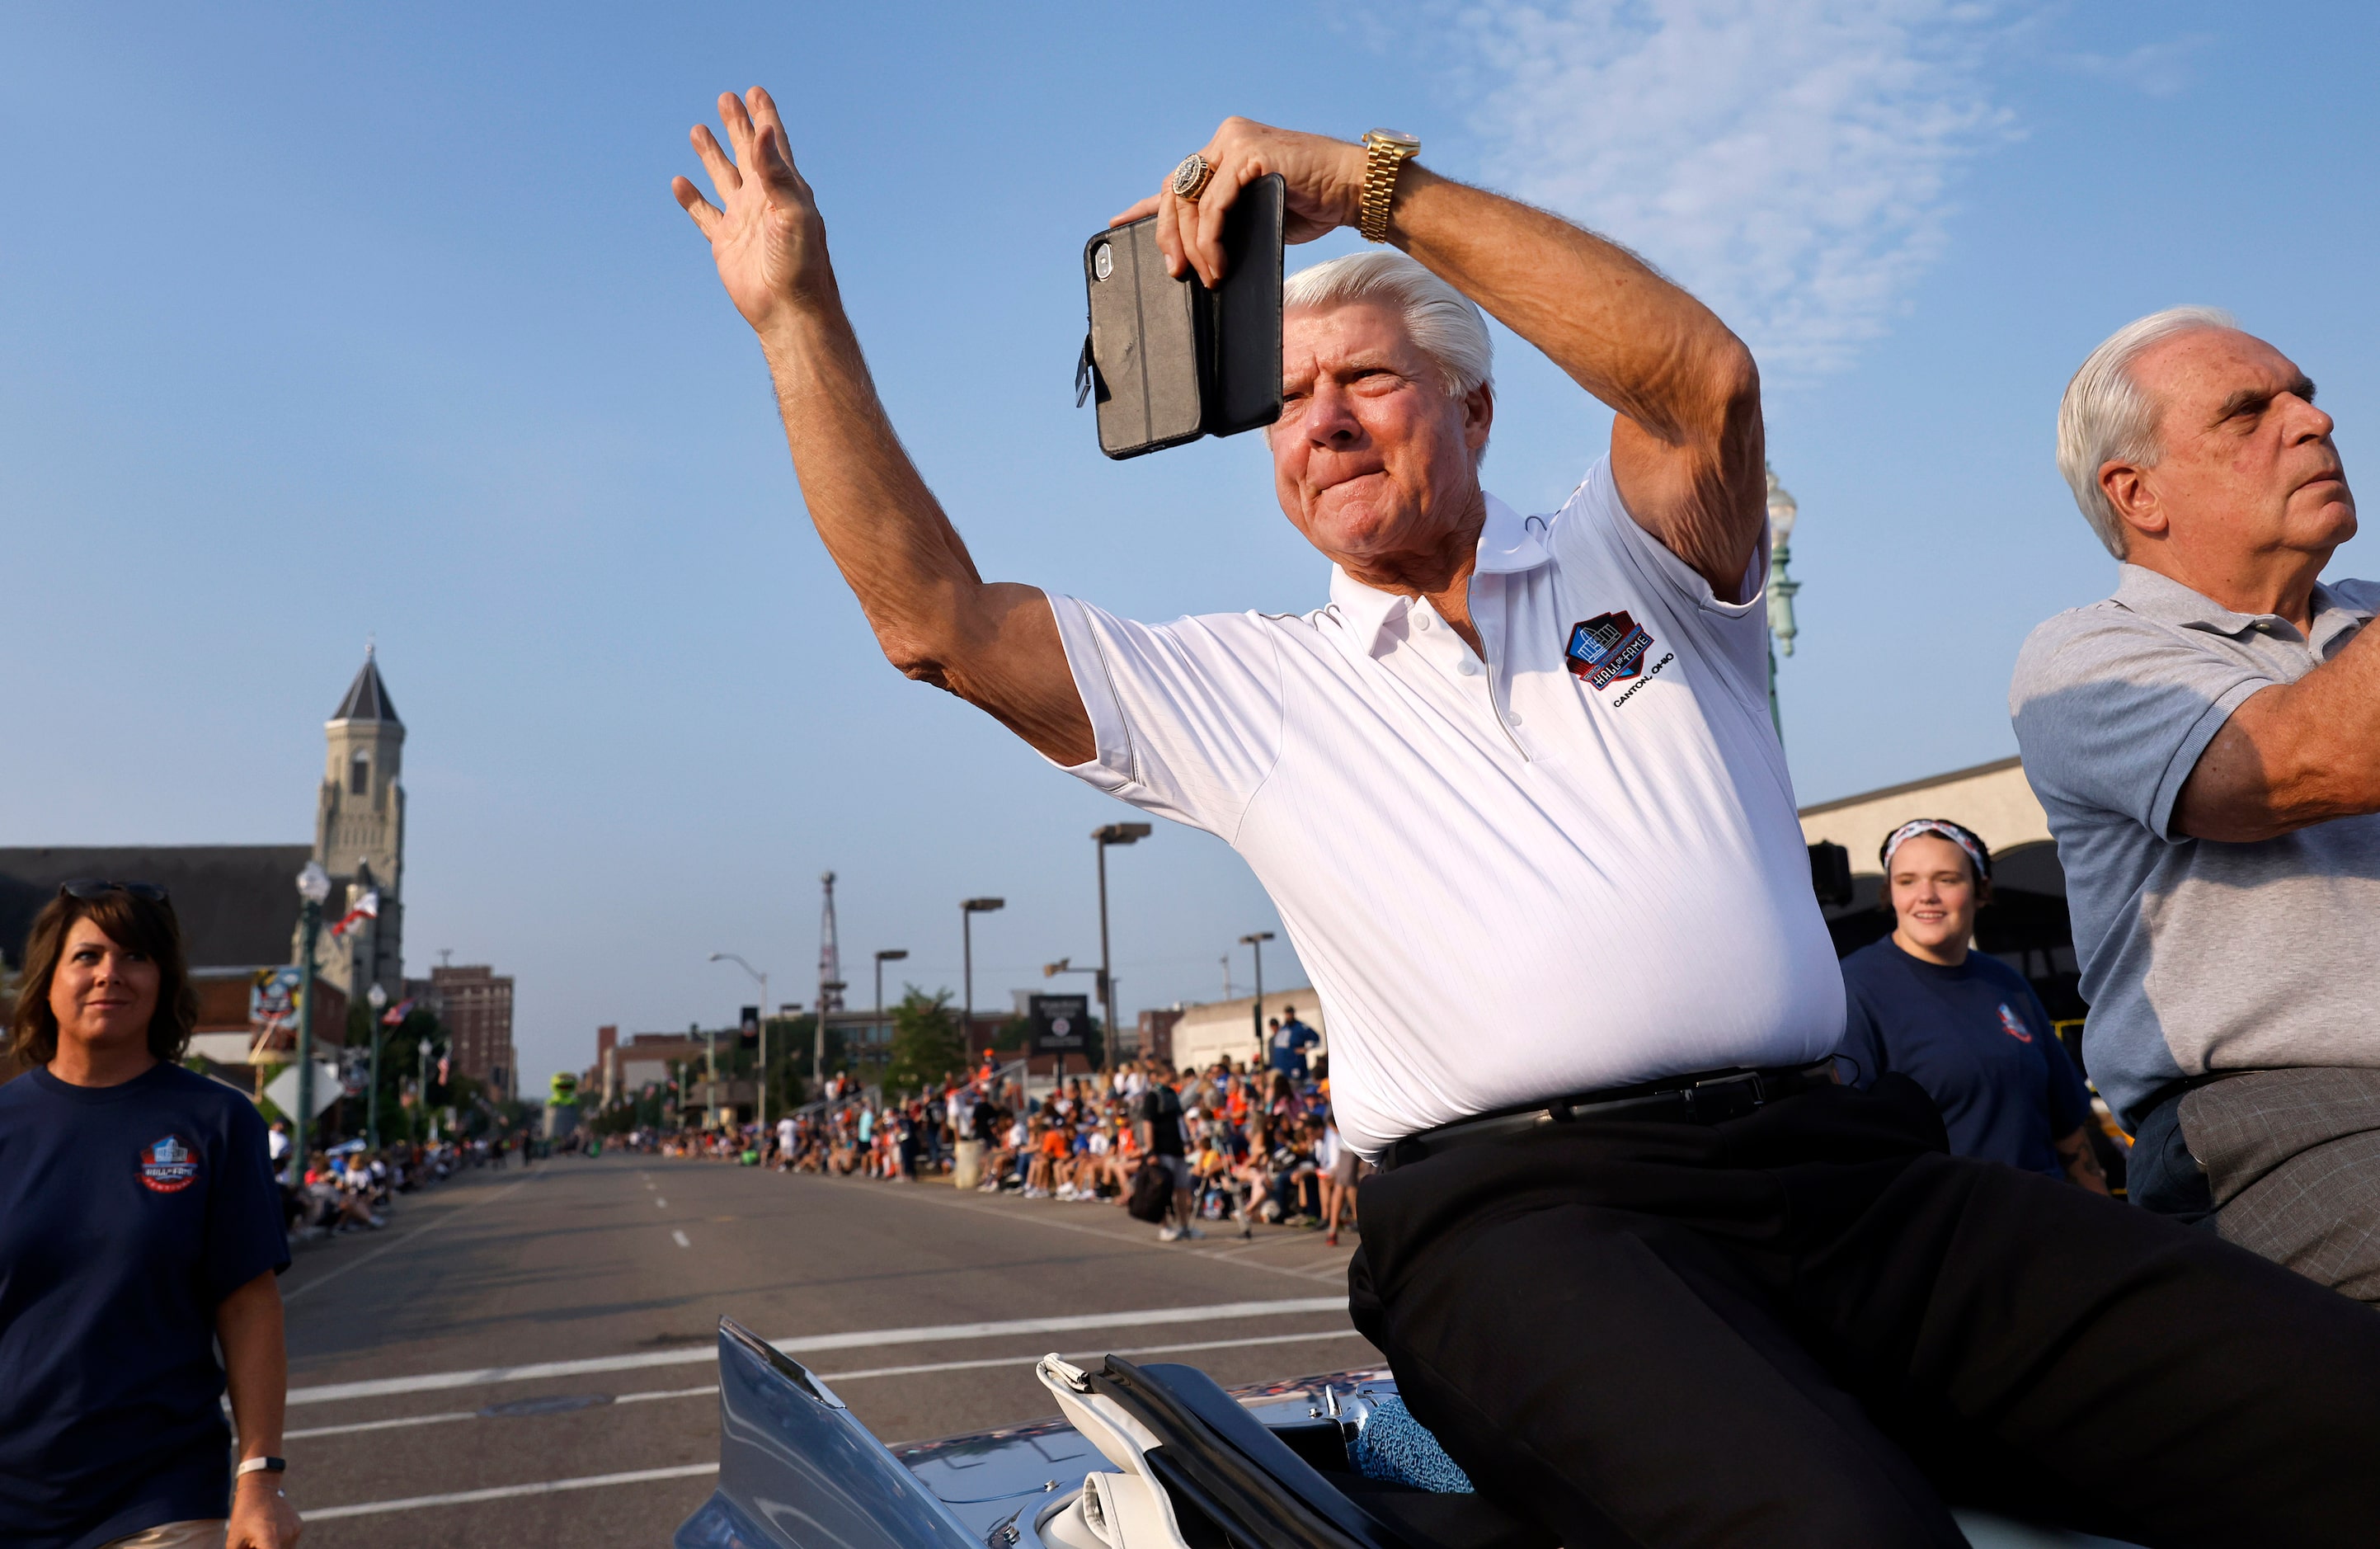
[1685,1070,1765,1121]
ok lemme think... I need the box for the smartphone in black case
[1078,172,1284,459]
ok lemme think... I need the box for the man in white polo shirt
[675,92,2380,1546]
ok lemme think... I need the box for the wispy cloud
[2060,35,2210,99]
[1441,0,2012,380]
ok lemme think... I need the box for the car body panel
[675,1321,2138,1549]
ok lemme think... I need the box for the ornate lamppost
[1765,464,1801,737]
[294,862,332,1152]
[365,982,388,1150]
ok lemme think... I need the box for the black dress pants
[1345,1076,2380,1549]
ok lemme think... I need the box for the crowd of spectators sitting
[269,1120,524,1243]
[643,1050,1363,1245]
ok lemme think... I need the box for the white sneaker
[1158,1224,1182,1242]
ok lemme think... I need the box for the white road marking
[286,1295,1347,1405]
[302,1462,719,1520]
[294,1329,1375,1439]
[286,1410,476,1442]
[284,1176,539,1305]
[616,1382,720,1404]
[656,1198,667,1207]
[818,1327,1370,1386]
[671,1229,691,1248]
[285,1383,727,1441]
[283,1330,1371,1444]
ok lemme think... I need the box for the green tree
[762,1010,813,1113]
[350,1007,452,1145]
[882,988,962,1099]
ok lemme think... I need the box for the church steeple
[332,645,402,727]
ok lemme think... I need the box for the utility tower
[815,871,847,1085]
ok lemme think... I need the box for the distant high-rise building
[309,647,406,1008]
[417,964,515,1100]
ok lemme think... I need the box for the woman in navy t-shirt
[0,883,299,1549]
[1838,820,2110,1190]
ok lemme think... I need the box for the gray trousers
[2175,1066,2380,1303]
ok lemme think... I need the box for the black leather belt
[1379,1061,1836,1173]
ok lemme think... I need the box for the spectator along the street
[0,882,302,1549]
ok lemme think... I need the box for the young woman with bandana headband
[1837,820,2110,1191]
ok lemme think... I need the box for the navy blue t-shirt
[1268,1019,1320,1078]
[1837,939,2095,1179]
[0,1061,289,1549]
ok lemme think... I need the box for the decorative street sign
[265,1059,346,1120]
[1028,994,1093,1056]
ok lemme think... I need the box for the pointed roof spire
[332,644,401,725]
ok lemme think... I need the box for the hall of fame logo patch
[1565,611,1656,690]
[139,1134,200,1194]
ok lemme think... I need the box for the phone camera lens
[1093,242,1114,282]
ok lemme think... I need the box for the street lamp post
[708,953,769,1132]
[874,949,908,1062]
[1091,823,1152,1071]
[1765,464,1801,737]
[960,898,1004,1062]
[365,982,388,1151]
[1239,930,1275,1067]
[294,863,332,1153]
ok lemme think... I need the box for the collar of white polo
[1325,491,1546,654]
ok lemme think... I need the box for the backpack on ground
[1127,1161,1172,1223]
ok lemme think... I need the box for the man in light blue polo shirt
[2012,305,2380,1301]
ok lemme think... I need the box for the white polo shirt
[1048,457,1842,1157]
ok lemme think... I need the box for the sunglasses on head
[59,878,170,903]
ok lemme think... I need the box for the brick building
[415,963,515,1099]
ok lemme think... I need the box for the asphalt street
[277,1152,1375,1548]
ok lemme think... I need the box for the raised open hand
[672,87,834,332]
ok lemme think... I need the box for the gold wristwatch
[1358,129,1421,243]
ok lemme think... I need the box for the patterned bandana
[1879,818,1992,883]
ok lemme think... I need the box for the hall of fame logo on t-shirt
[139,1134,201,1193]
[1997,1004,2034,1044]
[1565,611,1656,690]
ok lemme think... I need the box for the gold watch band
[1359,131,1418,243]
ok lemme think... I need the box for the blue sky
[5,2,2373,1091]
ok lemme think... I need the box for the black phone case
[1079,173,1284,459]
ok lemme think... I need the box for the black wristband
[236,1456,287,1476]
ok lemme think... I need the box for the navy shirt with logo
[1837,938,2095,1179]
[0,1061,289,1549]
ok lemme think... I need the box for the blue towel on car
[1349,1395,1475,1494]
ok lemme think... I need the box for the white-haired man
[2014,308,2380,1298]
[678,92,2380,1546]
